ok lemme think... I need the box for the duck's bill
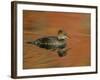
[66,35,71,39]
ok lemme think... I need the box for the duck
[27,30,70,57]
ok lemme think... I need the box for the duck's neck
[58,39,66,42]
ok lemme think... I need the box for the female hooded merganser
[27,30,69,57]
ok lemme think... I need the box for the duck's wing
[33,36,58,49]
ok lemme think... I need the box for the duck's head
[57,30,67,40]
